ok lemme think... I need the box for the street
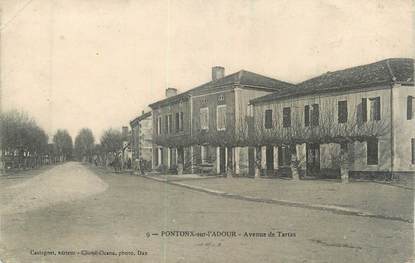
[0,162,413,263]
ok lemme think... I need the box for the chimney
[212,66,225,81]
[165,87,178,98]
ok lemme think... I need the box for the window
[174,112,184,133]
[361,98,368,122]
[369,97,381,121]
[412,139,415,164]
[283,107,291,127]
[217,105,227,131]
[168,115,172,133]
[157,116,162,135]
[408,96,414,120]
[218,94,225,101]
[367,138,378,165]
[304,105,310,127]
[200,107,209,130]
[175,113,180,132]
[265,109,273,129]
[311,104,319,126]
[179,112,184,131]
[338,100,348,123]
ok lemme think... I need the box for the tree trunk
[226,146,233,178]
[254,146,261,179]
[290,145,300,180]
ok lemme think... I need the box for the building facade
[250,58,414,178]
[149,67,294,175]
[130,111,153,170]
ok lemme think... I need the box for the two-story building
[250,58,414,179]
[130,110,153,171]
[149,67,294,175]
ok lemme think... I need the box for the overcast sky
[0,0,413,140]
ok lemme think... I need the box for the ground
[0,162,413,263]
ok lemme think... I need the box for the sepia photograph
[0,0,413,262]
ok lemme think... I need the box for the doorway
[306,143,320,176]
[219,147,226,174]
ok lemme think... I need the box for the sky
[0,0,413,141]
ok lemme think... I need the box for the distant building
[130,111,153,170]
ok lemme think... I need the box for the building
[149,66,294,175]
[249,58,414,179]
[130,111,153,170]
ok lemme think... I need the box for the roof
[250,58,414,104]
[149,70,294,108]
[130,111,152,126]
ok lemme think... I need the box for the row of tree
[73,128,126,167]
[0,110,74,170]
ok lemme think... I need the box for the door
[219,147,226,174]
[248,147,255,176]
[306,143,320,176]
[266,146,274,172]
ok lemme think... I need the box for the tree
[53,129,73,162]
[250,102,388,181]
[100,128,123,153]
[0,110,49,169]
[74,128,95,162]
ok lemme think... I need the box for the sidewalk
[144,175,413,223]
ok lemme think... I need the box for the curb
[143,175,412,224]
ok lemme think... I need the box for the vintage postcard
[0,0,413,262]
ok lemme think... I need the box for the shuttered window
[311,104,319,126]
[175,113,180,132]
[362,98,368,122]
[200,107,209,130]
[265,109,273,129]
[338,100,348,123]
[369,97,381,121]
[179,112,184,131]
[217,105,227,131]
[283,107,291,127]
[304,105,310,127]
[157,116,162,135]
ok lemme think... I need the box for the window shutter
[175,113,180,132]
[362,98,367,122]
[375,97,381,121]
[304,105,310,126]
[265,110,273,129]
[408,96,413,120]
[283,107,291,127]
[338,101,348,123]
[312,104,319,126]
[180,112,184,131]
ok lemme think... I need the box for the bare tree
[53,129,73,162]
[74,128,95,162]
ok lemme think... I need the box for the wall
[152,97,191,144]
[191,86,235,136]
[392,84,415,172]
[139,114,153,163]
[253,85,394,173]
